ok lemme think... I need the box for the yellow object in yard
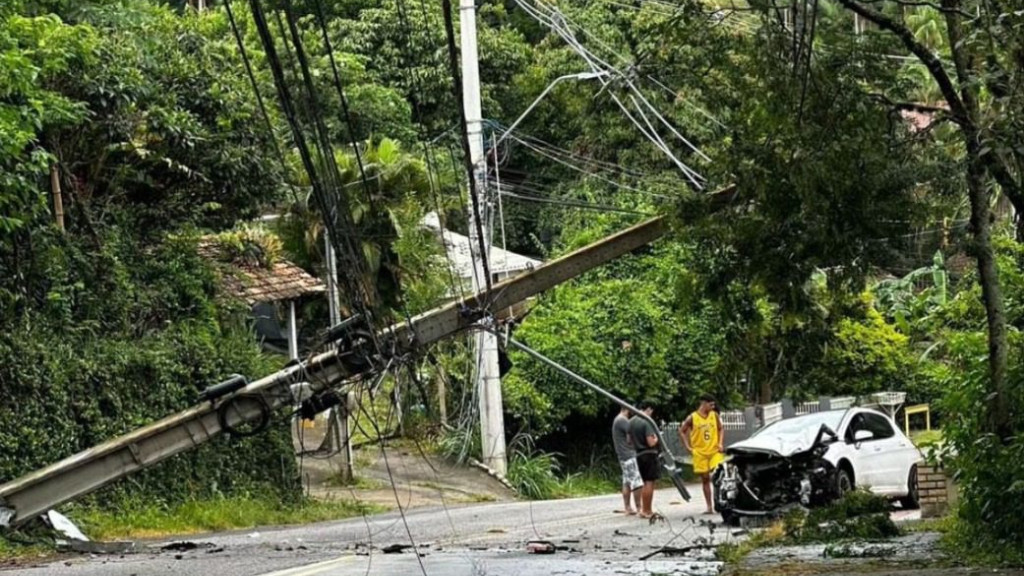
[904,403,931,436]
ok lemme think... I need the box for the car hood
[727,425,836,457]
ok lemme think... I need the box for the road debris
[640,543,719,561]
[382,543,414,554]
[526,540,556,554]
[161,541,213,552]
[46,511,88,542]
[57,539,136,555]
[611,560,723,576]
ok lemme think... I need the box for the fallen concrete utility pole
[0,185,736,527]
[0,216,645,527]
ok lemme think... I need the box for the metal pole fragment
[494,332,690,501]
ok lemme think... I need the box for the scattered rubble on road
[732,532,951,574]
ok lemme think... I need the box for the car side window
[862,413,895,440]
[844,414,865,443]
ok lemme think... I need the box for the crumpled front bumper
[713,453,839,519]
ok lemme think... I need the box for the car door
[858,412,907,493]
[842,412,889,491]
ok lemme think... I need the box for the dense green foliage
[0,230,296,504]
[3,0,1024,557]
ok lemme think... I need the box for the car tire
[899,465,920,510]
[836,467,854,496]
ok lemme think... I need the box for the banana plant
[872,250,948,334]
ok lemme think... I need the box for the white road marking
[258,556,354,576]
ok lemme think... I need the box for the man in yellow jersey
[680,394,724,514]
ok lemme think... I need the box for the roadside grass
[506,434,621,500]
[716,521,786,563]
[552,470,620,498]
[939,516,1024,567]
[0,536,53,563]
[70,496,386,541]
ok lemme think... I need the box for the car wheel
[836,467,854,496]
[899,465,920,510]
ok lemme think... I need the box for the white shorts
[619,457,643,491]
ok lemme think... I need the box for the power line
[311,0,374,207]
[497,189,654,216]
[391,0,467,301]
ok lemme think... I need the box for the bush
[506,434,562,500]
[0,231,299,510]
[811,305,916,398]
[437,424,481,464]
[937,332,1024,556]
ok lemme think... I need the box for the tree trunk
[833,0,1014,437]
[944,1,1012,438]
[965,143,1011,437]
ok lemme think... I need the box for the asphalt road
[6,486,920,576]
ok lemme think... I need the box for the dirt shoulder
[295,423,515,510]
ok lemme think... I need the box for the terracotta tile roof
[197,238,325,305]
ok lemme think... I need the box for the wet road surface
[6,486,920,576]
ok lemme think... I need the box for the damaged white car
[713,408,922,525]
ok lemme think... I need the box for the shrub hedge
[0,229,298,510]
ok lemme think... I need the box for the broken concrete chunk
[47,510,89,542]
[526,540,556,554]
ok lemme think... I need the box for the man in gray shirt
[629,400,660,519]
[612,406,642,515]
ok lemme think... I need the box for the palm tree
[279,138,457,313]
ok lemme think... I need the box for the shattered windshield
[751,410,846,439]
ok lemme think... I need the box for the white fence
[721,410,746,430]
[796,401,820,416]
[761,402,783,426]
[830,396,856,409]
[872,391,906,406]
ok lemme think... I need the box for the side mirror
[853,430,874,443]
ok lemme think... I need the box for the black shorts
[636,453,661,482]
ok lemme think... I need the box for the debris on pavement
[45,510,136,555]
[613,560,724,576]
[739,532,946,573]
[640,543,719,561]
[46,511,88,542]
[381,543,414,554]
[57,539,136,555]
[526,540,556,554]
[160,541,213,552]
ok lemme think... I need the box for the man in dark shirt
[612,406,642,515]
[629,400,660,519]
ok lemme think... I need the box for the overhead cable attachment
[325,314,364,344]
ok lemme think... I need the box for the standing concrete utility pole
[459,0,506,475]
